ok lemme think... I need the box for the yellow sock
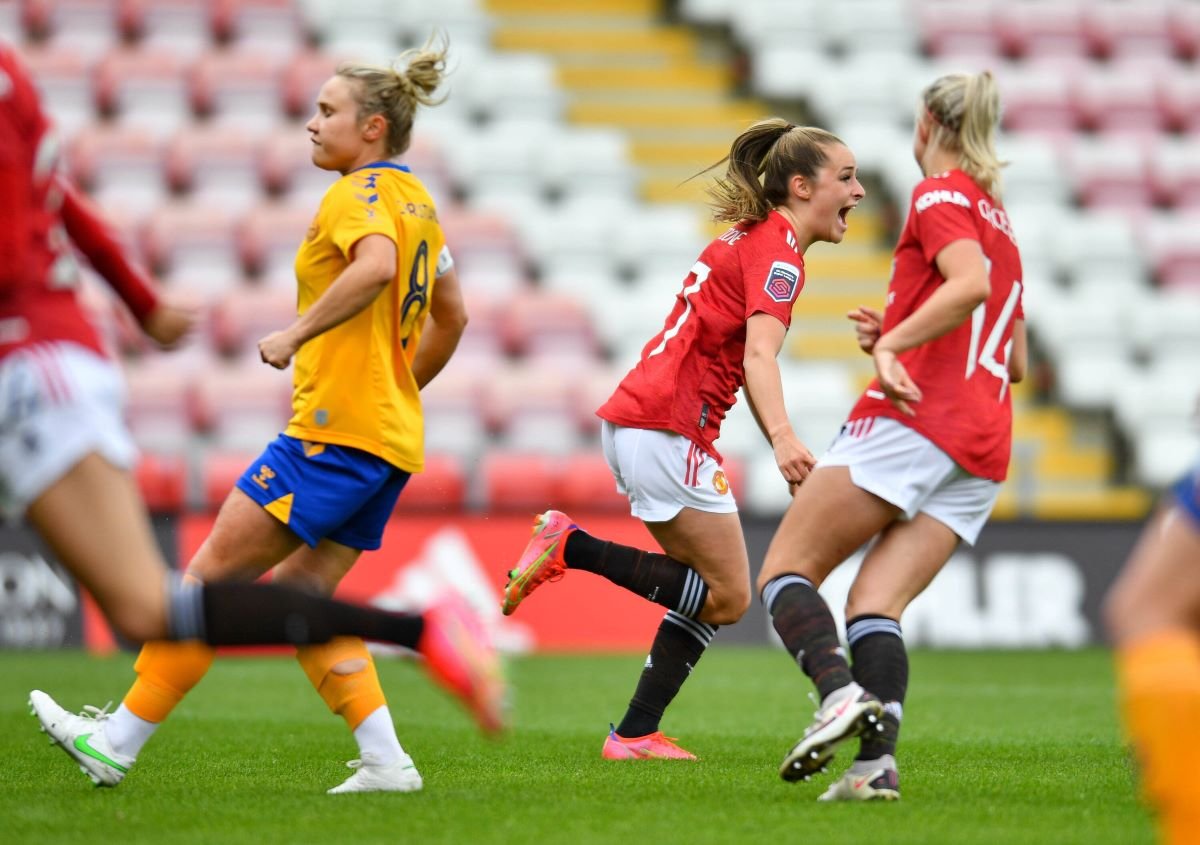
[124,640,216,723]
[296,637,386,730]
[1116,630,1200,845]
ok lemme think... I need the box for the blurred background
[3,0,1199,652]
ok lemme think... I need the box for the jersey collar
[351,161,411,173]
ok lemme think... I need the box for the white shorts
[818,416,999,545]
[601,421,738,522]
[0,342,138,520]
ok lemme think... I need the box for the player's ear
[791,173,811,201]
[362,113,387,143]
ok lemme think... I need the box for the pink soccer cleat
[418,594,507,736]
[601,724,698,760]
[501,510,577,616]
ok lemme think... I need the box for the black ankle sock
[616,610,717,737]
[187,581,425,647]
[762,575,853,700]
[847,614,907,760]
[565,530,708,617]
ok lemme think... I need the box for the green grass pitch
[2,648,1153,845]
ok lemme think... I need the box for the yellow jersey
[285,162,444,472]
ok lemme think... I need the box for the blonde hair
[701,119,845,223]
[922,71,1005,198]
[336,33,449,157]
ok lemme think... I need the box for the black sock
[565,530,708,617]
[172,581,425,648]
[616,610,717,738]
[761,574,853,700]
[847,614,907,760]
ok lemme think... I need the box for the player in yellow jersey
[32,35,504,795]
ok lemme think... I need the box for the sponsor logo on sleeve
[914,189,971,212]
[764,261,800,303]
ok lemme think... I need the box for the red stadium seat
[92,46,190,132]
[68,124,162,192]
[995,64,1079,136]
[134,452,188,512]
[1159,68,1200,134]
[1148,137,1200,209]
[995,0,1088,60]
[199,449,256,510]
[480,363,575,436]
[479,451,563,513]
[21,0,120,49]
[1072,63,1167,136]
[497,289,600,359]
[210,0,299,47]
[1065,135,1154,212]
[236,201,313,280]
[139,200,242,292]
[915,0,1001,58]
[280,49,341,120]
[187,362,292,452]
[1169,1,1200,61]
[556,452,626,513]
[188,49,287,126]
[394,453,468,511]
[163,124,268,208]
[208,285,297,358]
[124,359,196,452]
[16,40,95,131]
[439,210,528,286]
[118,0,214,46]
[1083,0,1173,61]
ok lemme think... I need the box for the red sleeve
[0,48,36,290]
[59,179,160,321]
[742,231,803,327]
[910,179,979,264]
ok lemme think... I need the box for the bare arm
[1008,317,1027,384]
[411,265,468,389]
[872,238,991,416]
[743,313,816,485]
[259,233,397,369]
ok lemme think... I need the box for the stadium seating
[13,0,1197,517]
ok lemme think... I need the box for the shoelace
[78,701,115,723]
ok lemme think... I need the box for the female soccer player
[754,71,1026,800]
[30,35,504,794]
[2,39,498,699]
[502,119,865,760]
[1105,454,1200,845]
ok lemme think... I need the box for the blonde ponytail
[923,71,1005,198]
[337,32,449,157]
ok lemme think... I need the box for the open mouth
[837,204,856,227]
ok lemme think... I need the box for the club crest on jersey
[764,261,800,303]
[712,470,730,495]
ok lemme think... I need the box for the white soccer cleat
[818,757,901,802]
[327,751,423,794]
[779,682,884,783]
[29,689,134,787]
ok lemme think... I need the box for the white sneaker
[29,690,134,787]
[327,752,423,794]
[818,757,901,802]
[779,682,883,783]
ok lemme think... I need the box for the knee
[702,584,751,626]
[1102,584,1135,644]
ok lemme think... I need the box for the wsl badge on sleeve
[764,261,800,303]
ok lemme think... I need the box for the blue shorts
[1173,464,1200,528]
[235,434,409,550]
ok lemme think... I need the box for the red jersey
[598,210,805,463]
[0,44,158,360]
[848,169,1024,481]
